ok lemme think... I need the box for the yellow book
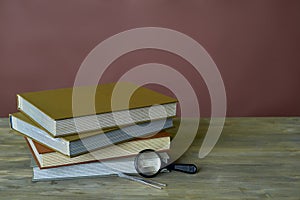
[17,82,177,136]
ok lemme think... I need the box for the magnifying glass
[134,149,198,178]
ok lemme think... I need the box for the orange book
[26,132,170,169]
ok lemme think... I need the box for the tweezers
[117,173,167,189]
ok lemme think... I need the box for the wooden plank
[0,117,299,199]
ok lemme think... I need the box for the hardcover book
[31,152,169,181]
[10,112,173,157]
[25,132,170,169]
[17,82,177,136]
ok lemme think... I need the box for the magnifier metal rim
[134,149,162,178]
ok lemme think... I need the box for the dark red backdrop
[0,0,300,117]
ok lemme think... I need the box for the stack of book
[9,82,177,181]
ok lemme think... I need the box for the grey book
[10,112,173,157]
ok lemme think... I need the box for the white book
[31,153,169,181]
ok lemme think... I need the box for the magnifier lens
[135,149,162,178]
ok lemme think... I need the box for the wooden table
[0,117,299,199]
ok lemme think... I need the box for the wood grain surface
[0,117,299,200]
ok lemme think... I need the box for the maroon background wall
[0,0,300,117]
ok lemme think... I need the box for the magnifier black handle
[167,164,197,174]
